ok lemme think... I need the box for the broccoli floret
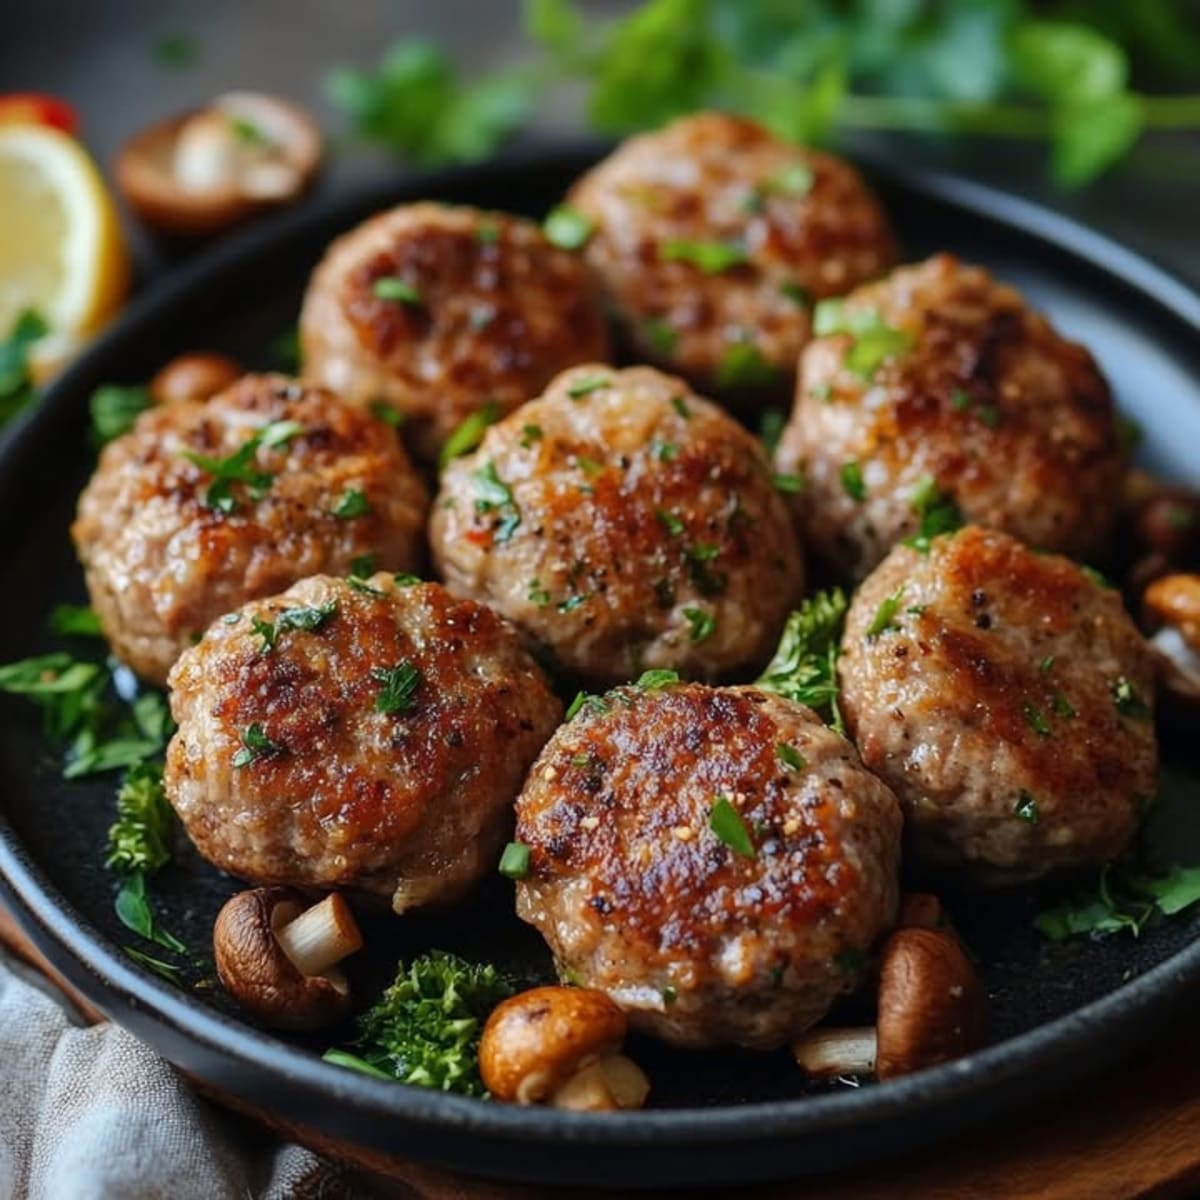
[106,761,174,876]
[331,951,518,1095]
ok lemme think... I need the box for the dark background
[3,0,1199,289]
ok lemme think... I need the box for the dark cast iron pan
[0,142,1197,1190]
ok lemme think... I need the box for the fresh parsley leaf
[567,374,610,399]
[644,317,679,356]
[520,423,543,448]
[904,474,963,553]
[543,204,594,250]
[671,395,690,419]
[709,795,755,858]
[114,871,188,955]
[756,589,848,732]
[635,668,680,690]
[716,341,780,389]
[1112,675,1151,719]
[780,280,811,307]
[333,489,371,520]
[655,508,685,537]
[373,277,422,305]
[90,385,152,446]
[776,743,805,771]
[1014,790,1040,823]
[440,401,501,467]
[813,301,913,380]
[106,762,174,877]
[0,309,48,426]
[840,460,866,501]
[350,553,377,577]
[865,587,904,640]
[565,690,608,720]
[370,401,404,427]
[682,606,715,643]
[232,723,282,767]
[471,461,521,541]
[1023,703,1051,737]
[773,472,805,494]
[527,578,551,607]
[251,616,278,653]
[255,601,338,653]
[49,604,103,638]
[372,661,422,715]
[184,420,303,514]
[153,32,199,68]
[758,408,786,457]
[393,573,422,587]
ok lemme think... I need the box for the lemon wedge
[0,124,129,350]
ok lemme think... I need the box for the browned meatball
[166,575,562,912]
[299,202,611,462]
[839,526,1157,885]
[430,364,804,685]
[72,374,428,685]
[775,254,1125,581]
[515,680,902,1049]
[567,111,895,404]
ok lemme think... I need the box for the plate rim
[1,139,1198,1178]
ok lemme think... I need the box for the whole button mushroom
[479,986,650,1110]
[1143,573,1200,725]
[792,922,984,1080]
[214,888,363,1031]
[149,352,242,406]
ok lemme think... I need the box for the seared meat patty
[72,374,428,685]
[567,111,895,404]
[299,202,610,462]
[430,364,804,686]
[166,575,562,912]
[839,525,1157,885]
[514,680,902,1049]
[775,254,1126,580]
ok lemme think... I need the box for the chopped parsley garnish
[252,601,338,652]
[1111,675,1151,719]
[106,762,174,877]
[771,162,814,195]
[1053,693,1076,717]
[527,578,551,607]
[756,589,848,732]
[350,553,377,577]
[567,374,610,399]
[576,455,604,478]
[687,542,720,562]
[476,221,500,244]
[652,440,678,462]
[49,604,102,638]
[153,32,199,68]
[90,384,151,446]
[557,593,590,613]
[229,116,270,147]
[812,300,913,380]
[542,205,594,250]
[565,691,609,720]
[232,723,282,767]
[519,423,543,448]
[950,388,971,412]
[333,489,371,519]
[865,587,904,640]
[645,317,679,356]
[977,403,1002,429]
[373,277,422,304]
[0,307,48,426]
[776,743,806,772]
[780,281,811,307]
[716,342,780,389]
[1081,564,1114,589]
[903,474,963,553]
[498,841,531,879]
[348,575,386,596]
[370,401,405,427]
[183,419,303,514]
[709,795,755,858]
[393,573,422,587]
[758,408,786,457]
[440,401,501,467]
[372,661,422,715]
[840,460,866,501]
[635,669,680,690]
[773,472,805,494]
[471,460,520,541]
[662,239,748,274]
[671,395,691,419]
[655,508,685,537]
[1023,703,1051,737]
[1040,655,1056,673]
[114,871,187,957]
[1015,791,1040,822]
[682,606,715,643]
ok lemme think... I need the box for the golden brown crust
[300,203,610,461]
[776,254,1125,579]
[431,364,804,685]
[166,575,562,910]
[569,112,895,402]
[515,683,900,1048]
[839,526,1157,883]
[72,373,428,685]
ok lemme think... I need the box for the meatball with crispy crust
[775,254,1126,581]
[839,526,1157,885]
[515,680,902,1049]
[72,374,428,685]
[430,364,804,686]
[166,575,562,912]
[566,111,895,404]
[299,202,610,462]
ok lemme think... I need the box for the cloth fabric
[0,947,359,1200]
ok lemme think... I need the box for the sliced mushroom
[213,888,362,1031]
[149,352,242,406]
[479,986,650,1110]
[116,92,321,236]
[792,926,984,1080]
[1144,573,1200,722]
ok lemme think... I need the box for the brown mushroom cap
[116,92,321,237]
[1144,573,1200,725]
[479,986,627,1104]
[213,886,351,1031]
[149,352,242,406]
[875,927,984,1080]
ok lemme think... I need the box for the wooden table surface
[3,902,1198,1200]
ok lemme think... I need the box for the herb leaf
[372,661,422,715]
[333,489,371,519]
[543,205,594,250]
[106,762,174,876]
[865,587,904,640]
[440,401,501,467]
[232,723,282,767]
[471,461,521,542]
[0,309,48,427]
[709,795,755,858]
[498,841,531,879]
[904,475,963,553]
[662,239,748,274]
[756,588,848,732]
[90,384,152,446]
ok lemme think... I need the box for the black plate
[0,143,1198,1190]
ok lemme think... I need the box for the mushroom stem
[275,894,363,978]
[792,1027,878,1076]
[551,1054,651,1112]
